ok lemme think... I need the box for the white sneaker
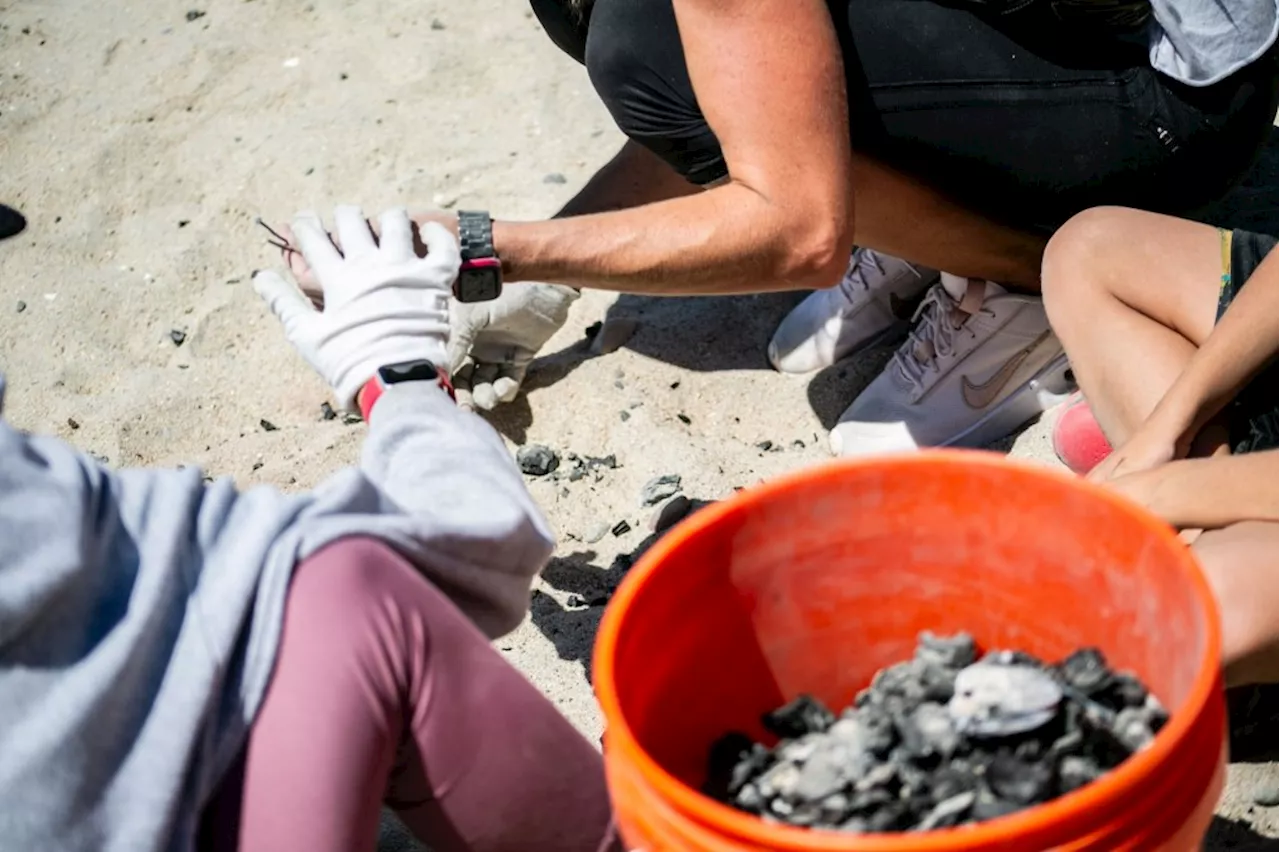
[829,274,1075,457]
[768,249,939,374]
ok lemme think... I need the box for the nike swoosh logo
[888,292,919,321]
[961,331,1052,409]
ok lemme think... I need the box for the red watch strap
[357,370,455,422]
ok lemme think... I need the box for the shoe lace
[891,278,989,389]
[836,248,887,301]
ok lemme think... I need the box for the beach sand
[1,0,1274,847]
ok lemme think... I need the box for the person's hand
[1087,415,1189,484]
[277,210,458,308]
[253,205,458,410]
[448,282,580,411]
[1104,463,1203,544]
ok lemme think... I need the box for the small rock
[185,9,206,21]
[1057,647,1114,695]
[669,380,680,389]
[1058,755,1103,793]
[611,519,631,537]
[1111,706,1156,752]
[619,410,630,422]
[339,72,348,80]
[986,753,1054,805]
[177,219,190,228]
[584,521,611,544]
[342,411,363,425]
[259,419,278,432]
[917,790,976,831]
[66,417,80,430]
[755,440,773,452]
[648,494,692,533]
[251,461,264,471]
[430,18,446,29]
[640,473,682,506]
[169,329,187,346]
[900,702,960,761]
[543,172,567,184]
[762,694,835,739]
[319,402,337,421]
[676,413,692,425]
[15,300,26,313]
[916,631,978,670]
[516,444,559,476]
[1252,780,1279,807]
[589,318,639,355]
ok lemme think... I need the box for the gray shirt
[1148,0,1278,85]
[0,376,554,851]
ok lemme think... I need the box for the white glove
[448,282,580,410]
[253,205,458,410]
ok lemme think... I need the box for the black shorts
[530,0,1278,232]
[1217,229,1278,455]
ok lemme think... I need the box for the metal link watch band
[457,210,496,262]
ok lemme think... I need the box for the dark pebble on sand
[178,220,190,228]
[185,9,205,21]
[319,402,337,421]
[16,300,26,313]
[640,473,682,505]
[431,18,446,29]
[755,440,773,452]
[516,444,560,477]
[67,418,80,430]
[711,635,1163,834]
[543,173,567,184]
[170,329,187,346]
[259,419,278,432]
[677,413,691,425]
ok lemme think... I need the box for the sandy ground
[0,0,1275,848]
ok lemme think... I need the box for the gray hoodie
[0,375,555,851]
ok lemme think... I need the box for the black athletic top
[528,0,731,185]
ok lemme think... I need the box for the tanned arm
[490,0,854,295]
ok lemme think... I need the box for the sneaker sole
[942,353,1077,449]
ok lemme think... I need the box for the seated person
[0,207,617,852]
[1042,207,1277,686]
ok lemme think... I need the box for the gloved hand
[448,282,580,410]
[253,205,458,411]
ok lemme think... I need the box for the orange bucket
[593,451,1226,851]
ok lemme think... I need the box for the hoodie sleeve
[347,383,555,637]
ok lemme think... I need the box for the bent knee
[1041,206,1136,324]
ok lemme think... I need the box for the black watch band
[457,210,496,262]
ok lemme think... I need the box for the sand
[0,0,1274,847]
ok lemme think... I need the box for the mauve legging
[198,537,619,852]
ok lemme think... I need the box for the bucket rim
[592,449,1224,850]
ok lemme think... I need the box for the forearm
[494,179,846,295]
[1119,450,1279,529]
[1150,247,1278,436]
[554,140,699,218]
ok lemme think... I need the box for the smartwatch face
[455,266,503,303]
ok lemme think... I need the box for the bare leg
[1041,207,1224,444]
[849,154,1047,290]
[1193,521,1280,685]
